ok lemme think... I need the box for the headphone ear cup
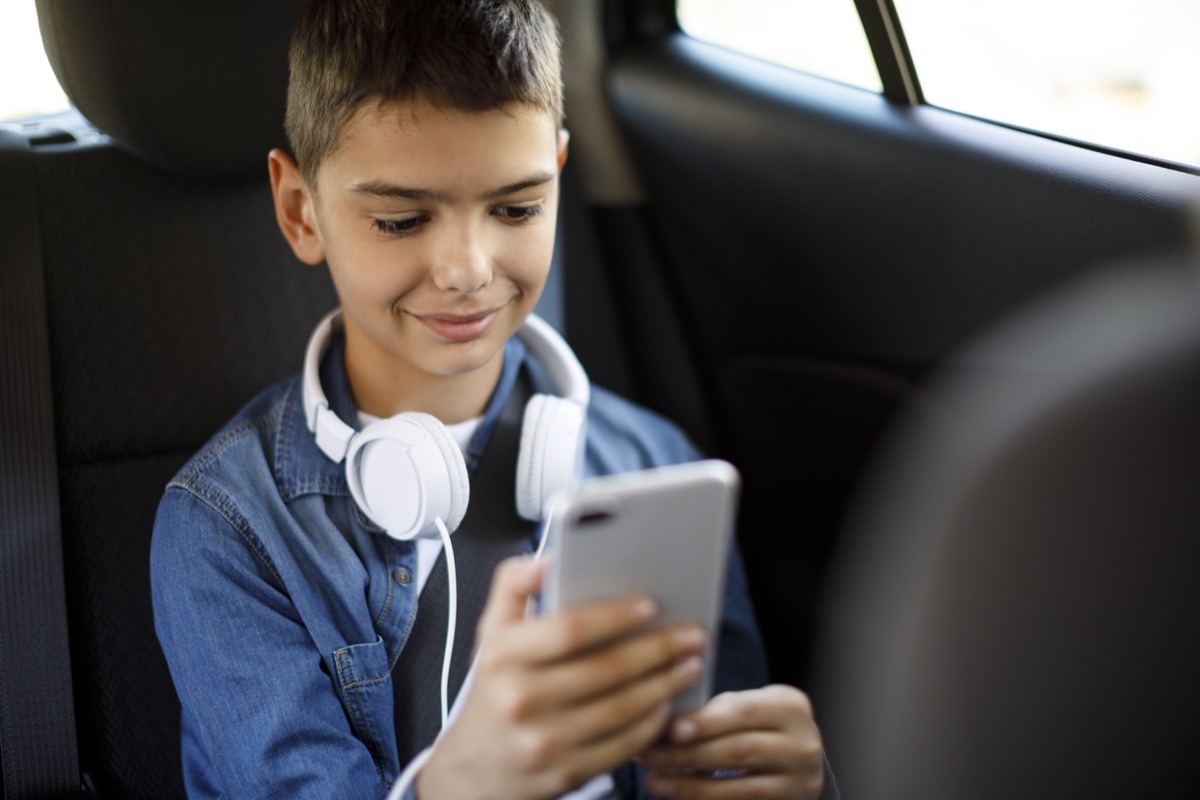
[345,412,470,539]
[516,394,586,521]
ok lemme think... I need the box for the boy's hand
[416,556,708,800]
[640,685,826,799]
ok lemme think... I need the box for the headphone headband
[301,310,589,461]
[513,313,590,409]
[302,310,355,462]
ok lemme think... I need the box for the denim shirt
[151,335,768,800]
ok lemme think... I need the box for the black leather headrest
[36,0,305,181]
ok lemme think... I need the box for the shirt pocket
[332,636,395,772]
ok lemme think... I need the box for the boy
[150,1,827,798]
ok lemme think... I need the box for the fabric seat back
[26,1,330,795]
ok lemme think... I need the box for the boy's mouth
[411,309,501,343]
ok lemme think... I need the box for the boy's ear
[268,149,326,266]
[557,128,570,171]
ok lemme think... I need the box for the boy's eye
[372,216,427,237]
[493,204,544,224]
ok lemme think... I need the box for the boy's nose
[429,229,492,294]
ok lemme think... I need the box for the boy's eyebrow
[481,171,557,200]
[348,171,557,203]
[349,182,451,203]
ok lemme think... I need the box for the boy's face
[271,97,567,418]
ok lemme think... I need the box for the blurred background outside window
[678,0,882,92]
[0,2,69,121]
[897,0,1200,167]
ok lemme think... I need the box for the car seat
[1,1,333,796]
[817,264,1200,798]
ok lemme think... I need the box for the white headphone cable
[435,515,457,728]
[386,745,431,800]
[523,507,553,619]
[534,506,553,562]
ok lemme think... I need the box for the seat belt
[0,129,82,796]
[393,370,539,766]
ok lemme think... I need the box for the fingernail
[674,626,706,649]
[673,656,703,684]
[634,598,658,620]
[673,718,698,742]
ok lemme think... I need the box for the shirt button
[392,567,412,587]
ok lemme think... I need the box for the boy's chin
[413,341,506,380]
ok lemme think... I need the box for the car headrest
[36,0,305,181]
[819,263,1200,798]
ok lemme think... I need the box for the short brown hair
[284,0,563,184]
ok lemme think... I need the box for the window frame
[655,0,1200,176]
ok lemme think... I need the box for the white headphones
[301,310,590,540]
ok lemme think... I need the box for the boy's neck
[342,327,504,425]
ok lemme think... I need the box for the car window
[676,0,881,92]
[894,0,1200,167]
[0,2,69,120]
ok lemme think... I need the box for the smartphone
[541,459,740,716]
